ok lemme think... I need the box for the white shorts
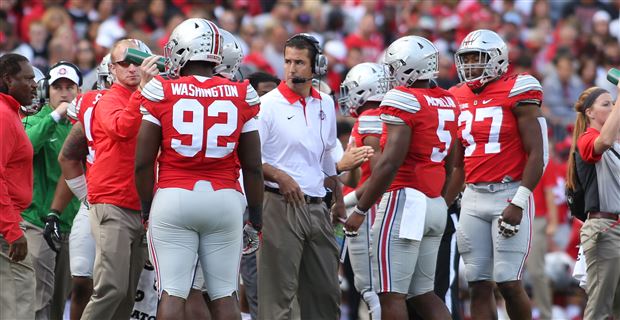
[69,203,95,277]
[346,204,377,294]
[457,182,533,283]
[148,181,245,300]
[371,188,447,296]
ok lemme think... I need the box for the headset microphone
[291,77,311,84]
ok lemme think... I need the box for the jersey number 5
[431,109,456,163]
[171,99,238,158]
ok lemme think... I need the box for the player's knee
[497,280,524,299]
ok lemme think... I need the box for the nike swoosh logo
[287,115,294,120]
[49,138,58,142]
[482,99,493,104]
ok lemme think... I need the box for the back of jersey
[379,86,459,197]
[67,90,107,169]
[141,75,260,192]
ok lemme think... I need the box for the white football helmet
[455,29,509,89]
[383,36,439,87]
[21,66,47,115]
[96,54,113,89]
[165,18,223,78]
[339,62,392,117]
[214,29,243,80]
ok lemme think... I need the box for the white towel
[572,246,587,289]
[398,188,426,241]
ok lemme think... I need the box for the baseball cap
[48,63,82,86]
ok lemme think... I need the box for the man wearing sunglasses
[81,39,150,320]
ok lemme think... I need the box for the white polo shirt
[259,82,337,197]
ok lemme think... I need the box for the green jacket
[21,105,80,233]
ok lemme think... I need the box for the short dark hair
[0,53,29,92]
[247,72,280,89]
[285,35,318,66]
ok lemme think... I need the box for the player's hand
[344,209,366,237]
[54,101,69,118]
[43,212,61,253]
[141,210,149,230]
[276,173,304,204]
[338,145,374,172]
[242,223,261,255]
[139,55,162,89]
[498,204,523,237]
[9,235,28,262]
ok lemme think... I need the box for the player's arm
[499,103,545,235]
[238,130,264,230]
[135,120,161,224]
[344,135,381,207]
[345,123,410,233]
[59,123,88,197]
[443,138,465,206]
[43,174,77,252]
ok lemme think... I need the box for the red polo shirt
[0,93,33,243]
[87,84,142,211]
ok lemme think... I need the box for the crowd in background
[1,0,620,319]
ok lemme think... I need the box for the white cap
[49,64,81,85]
[593,10,611,23]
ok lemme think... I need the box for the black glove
[43,211,61,253]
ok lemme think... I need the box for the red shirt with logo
[379,86,459,197]
[449,73,543,183]
[88,84,142,210]
[137,75,260,192]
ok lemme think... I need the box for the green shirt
[21,105,80,233]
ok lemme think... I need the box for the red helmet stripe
[206,20,220,57]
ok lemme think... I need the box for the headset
[41,61,83,101]
[286,33,328,77]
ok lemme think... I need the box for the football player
[133,18,262,320]
[345,36,457,319]
[59,53,112,320]
[444,29,547,320]
[339,62,392,320]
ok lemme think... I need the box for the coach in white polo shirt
[257,34,344,320]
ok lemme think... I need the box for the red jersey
[351,108,384,188]
[139,75,260,192]
[379,86,459,197]
[68,90,108,169]
[533,160,557,217]
[449,73,543,183]
[89,84,142,210]
[0,93,33,243]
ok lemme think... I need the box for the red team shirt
[351,108,384,187]
[68,90,108,169]
[449,73,543,183]
[139,75,260,192]
[379,86,459,197]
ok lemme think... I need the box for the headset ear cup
[315,54,328,76]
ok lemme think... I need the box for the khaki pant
[81,204,146,320]
[581,217,620,320]
[0,236,35,320]
[258,192,340,320]
[525,217,552,319]
[23,221,71,320]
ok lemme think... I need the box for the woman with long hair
[566,84,620,319]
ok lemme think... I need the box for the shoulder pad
[66,96,80,121]
[509,74,542,98]
[141,77,165,102]
[357,114,382,134]
[380,88,421,113]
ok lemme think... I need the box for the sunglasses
[112,60,139,68]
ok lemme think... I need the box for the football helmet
[455,29,509,89]
[339,62,392,117]
[21,66,47,116]
[383,36,439,87]
[165,18,223,78]
[214,29,243,80]
[96,54,113,89]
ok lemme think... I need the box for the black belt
[265,186,323,204]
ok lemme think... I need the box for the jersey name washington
[171,83,239,98]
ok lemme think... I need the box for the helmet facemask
[455,48,508,89]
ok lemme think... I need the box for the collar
[277,82,322,105]
[0,92,22,112]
